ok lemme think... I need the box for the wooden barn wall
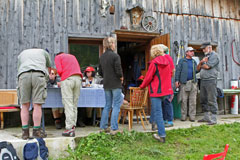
[0,0,239,90]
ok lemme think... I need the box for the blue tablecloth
[43,87,106,108]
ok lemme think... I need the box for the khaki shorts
[17,71,47,104]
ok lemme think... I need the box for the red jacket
[140,55,173,97]
[55,53,83,81]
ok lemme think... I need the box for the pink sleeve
[55,56,62,77]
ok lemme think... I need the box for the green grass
[59,122,240,160]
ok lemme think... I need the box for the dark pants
[200,79,218,114]
[162,95,174,122]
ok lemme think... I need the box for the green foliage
[59,123,240,160]
[69,44,99,71]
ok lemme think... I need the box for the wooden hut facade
[0,0,239,113]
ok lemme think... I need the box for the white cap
[185,47,195,53]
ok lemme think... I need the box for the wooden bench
[0,90,20,129]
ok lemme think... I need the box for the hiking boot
[99,127,111,133]
[165,123,174,128]
[32,128,47,138]
[152,124,157,131]
[207,121,217,125]
[153,134,165,143]
[62,127,75,137]
[197,119,211,123]
[110,130,123,135]
[189,119,195,122]
[22,128,29,140]
[55,121,62,130]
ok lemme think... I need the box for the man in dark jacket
[175,47,198,122]
[99,37,124,135]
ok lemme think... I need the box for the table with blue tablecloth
[41,87,106,130]
[43,87,106,108]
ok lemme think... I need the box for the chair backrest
[129,87,148,109]
[203,144,229,160]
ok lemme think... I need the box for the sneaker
[99,127,111,133]
[32,128,47,138]
[207,121,217,125]
[198,119,211,123]
[153,134,165,143]
[152,124,157,131]
[165,123,173,128]
[62,127,75,137]
[189,119,195,122]
[22,128,29,140]
[110,130,123,135]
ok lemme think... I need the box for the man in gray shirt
[197,42,219,125]
[18,48,51,139]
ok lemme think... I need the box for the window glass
[69,44,99,71]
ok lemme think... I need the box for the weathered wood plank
[197,16,205,41]
[235,0,240,19]
[66,0,73,32]
[205,17,212,41]
[212,18,220,42]
[229,0,236,19]
[0,0,9,89]
[230,20,239,80]
[171,0,180,14]
[220,0,230,18]
[189,0,197,15]
[164,0,172,13]
[196,0,206,16]
[190,15,198,41]
[53,0,62,53]
[182,0,190,14]
[183,15,190,43]
[204,0,213,17]
[212,0,221,18]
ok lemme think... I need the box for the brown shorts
[17,71,47,104]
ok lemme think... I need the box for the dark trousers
[200,79,218,114]
[162,95,174,122]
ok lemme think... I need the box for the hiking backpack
[0,141,20,160]
[23,138,49,160]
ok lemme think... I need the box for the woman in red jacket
[140,44,173,143]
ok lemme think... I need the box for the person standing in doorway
[55,52,83,137]
[197,42,219,125]
[175,47,198,122]
[99,37,124,135]
[17,48,51,139]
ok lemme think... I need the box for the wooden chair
[203,144,229,160]
[0,90,20,129]
[118,87,148,130]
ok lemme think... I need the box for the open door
[144,33,170,74]
[144,33,170,114]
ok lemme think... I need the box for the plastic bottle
[82,77,86,88]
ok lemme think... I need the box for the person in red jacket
[55,52,83,137]
[140,44,173,143]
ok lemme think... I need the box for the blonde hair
[103,37,116,51]
[150,44,165,58]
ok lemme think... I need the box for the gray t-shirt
[17,49,51,77]
[200,51,219,80]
